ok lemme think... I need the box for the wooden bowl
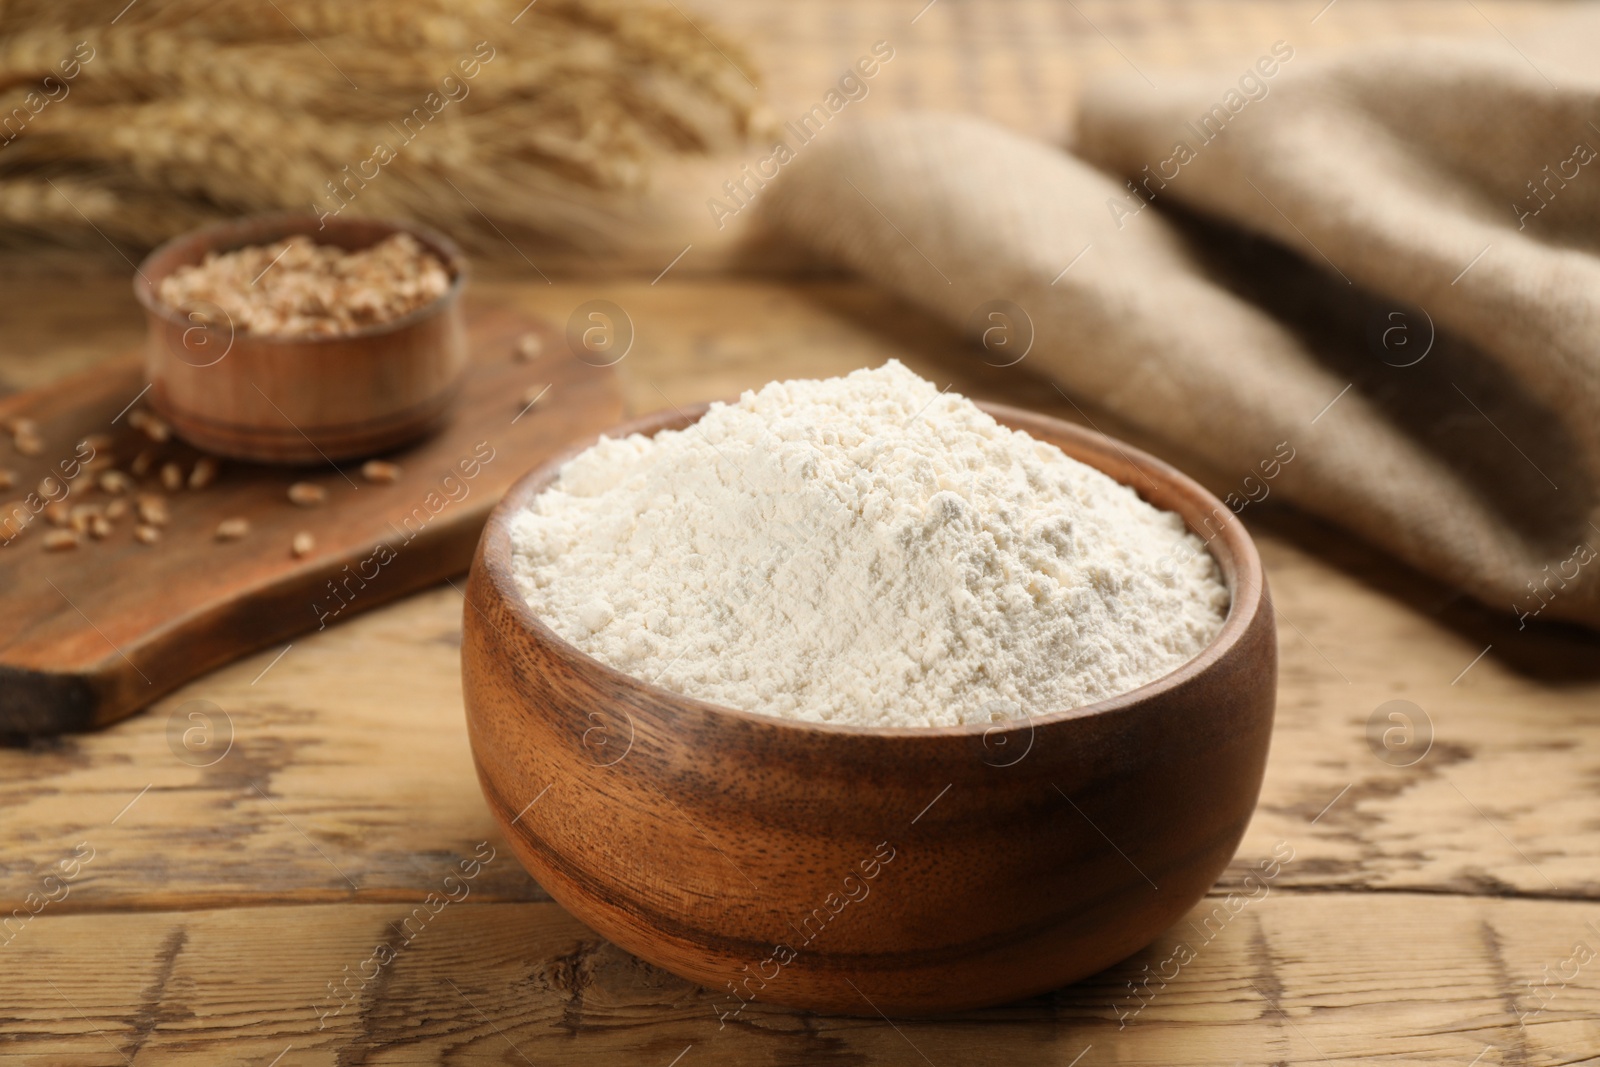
[461,401,1276,1016]
[134,214,468,464]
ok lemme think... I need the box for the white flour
[508,362,1228,728]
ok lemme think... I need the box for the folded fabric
[761,32,1600,631]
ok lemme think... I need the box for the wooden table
[5,3,1598,1064]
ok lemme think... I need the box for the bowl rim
[472,397,1268,739]
[132,212,469,344]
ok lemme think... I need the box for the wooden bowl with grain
[134,214,468,464]
[460,401,1276,1016]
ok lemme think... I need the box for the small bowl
[461,401,1276,1015]
[134,214,468,464]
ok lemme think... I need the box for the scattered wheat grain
[136,494,169,526]
[361,460,400,484]
[68,503,100,534]
[215,517,249,541]
[287,481,327,506]
[130,410,170,442]
[188,457,219,489]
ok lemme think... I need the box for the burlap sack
[761,36,1600,630]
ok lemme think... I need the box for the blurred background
[0,0,1580,386]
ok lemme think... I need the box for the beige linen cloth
[760,33,1600,631]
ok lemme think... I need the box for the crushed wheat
[158,234,450,338]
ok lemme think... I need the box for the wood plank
[0,585,544,910]
[3,892,1598,1064]
[3,278,1597,910]
[0,298,624,733]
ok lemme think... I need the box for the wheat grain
[361,460,400,484]
[188,456,218,488]
[287,482,326,507]
[136,493,168,526]
[215,516,249,541]
[67,503,99,533]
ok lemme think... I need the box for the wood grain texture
[3,894,1598,1065]
[0,298,623,734]
[138,215,471,464]
[0,584,548,911]
[1,0,1598,1061]
[461,402,1276,1014]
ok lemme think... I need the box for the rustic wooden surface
[0,299,622,733]
[4,0,1600,1063]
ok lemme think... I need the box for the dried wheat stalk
[0,0,764,257]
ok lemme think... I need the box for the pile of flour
[508,362,1228,728]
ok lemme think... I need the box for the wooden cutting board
[0,297,623,734]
